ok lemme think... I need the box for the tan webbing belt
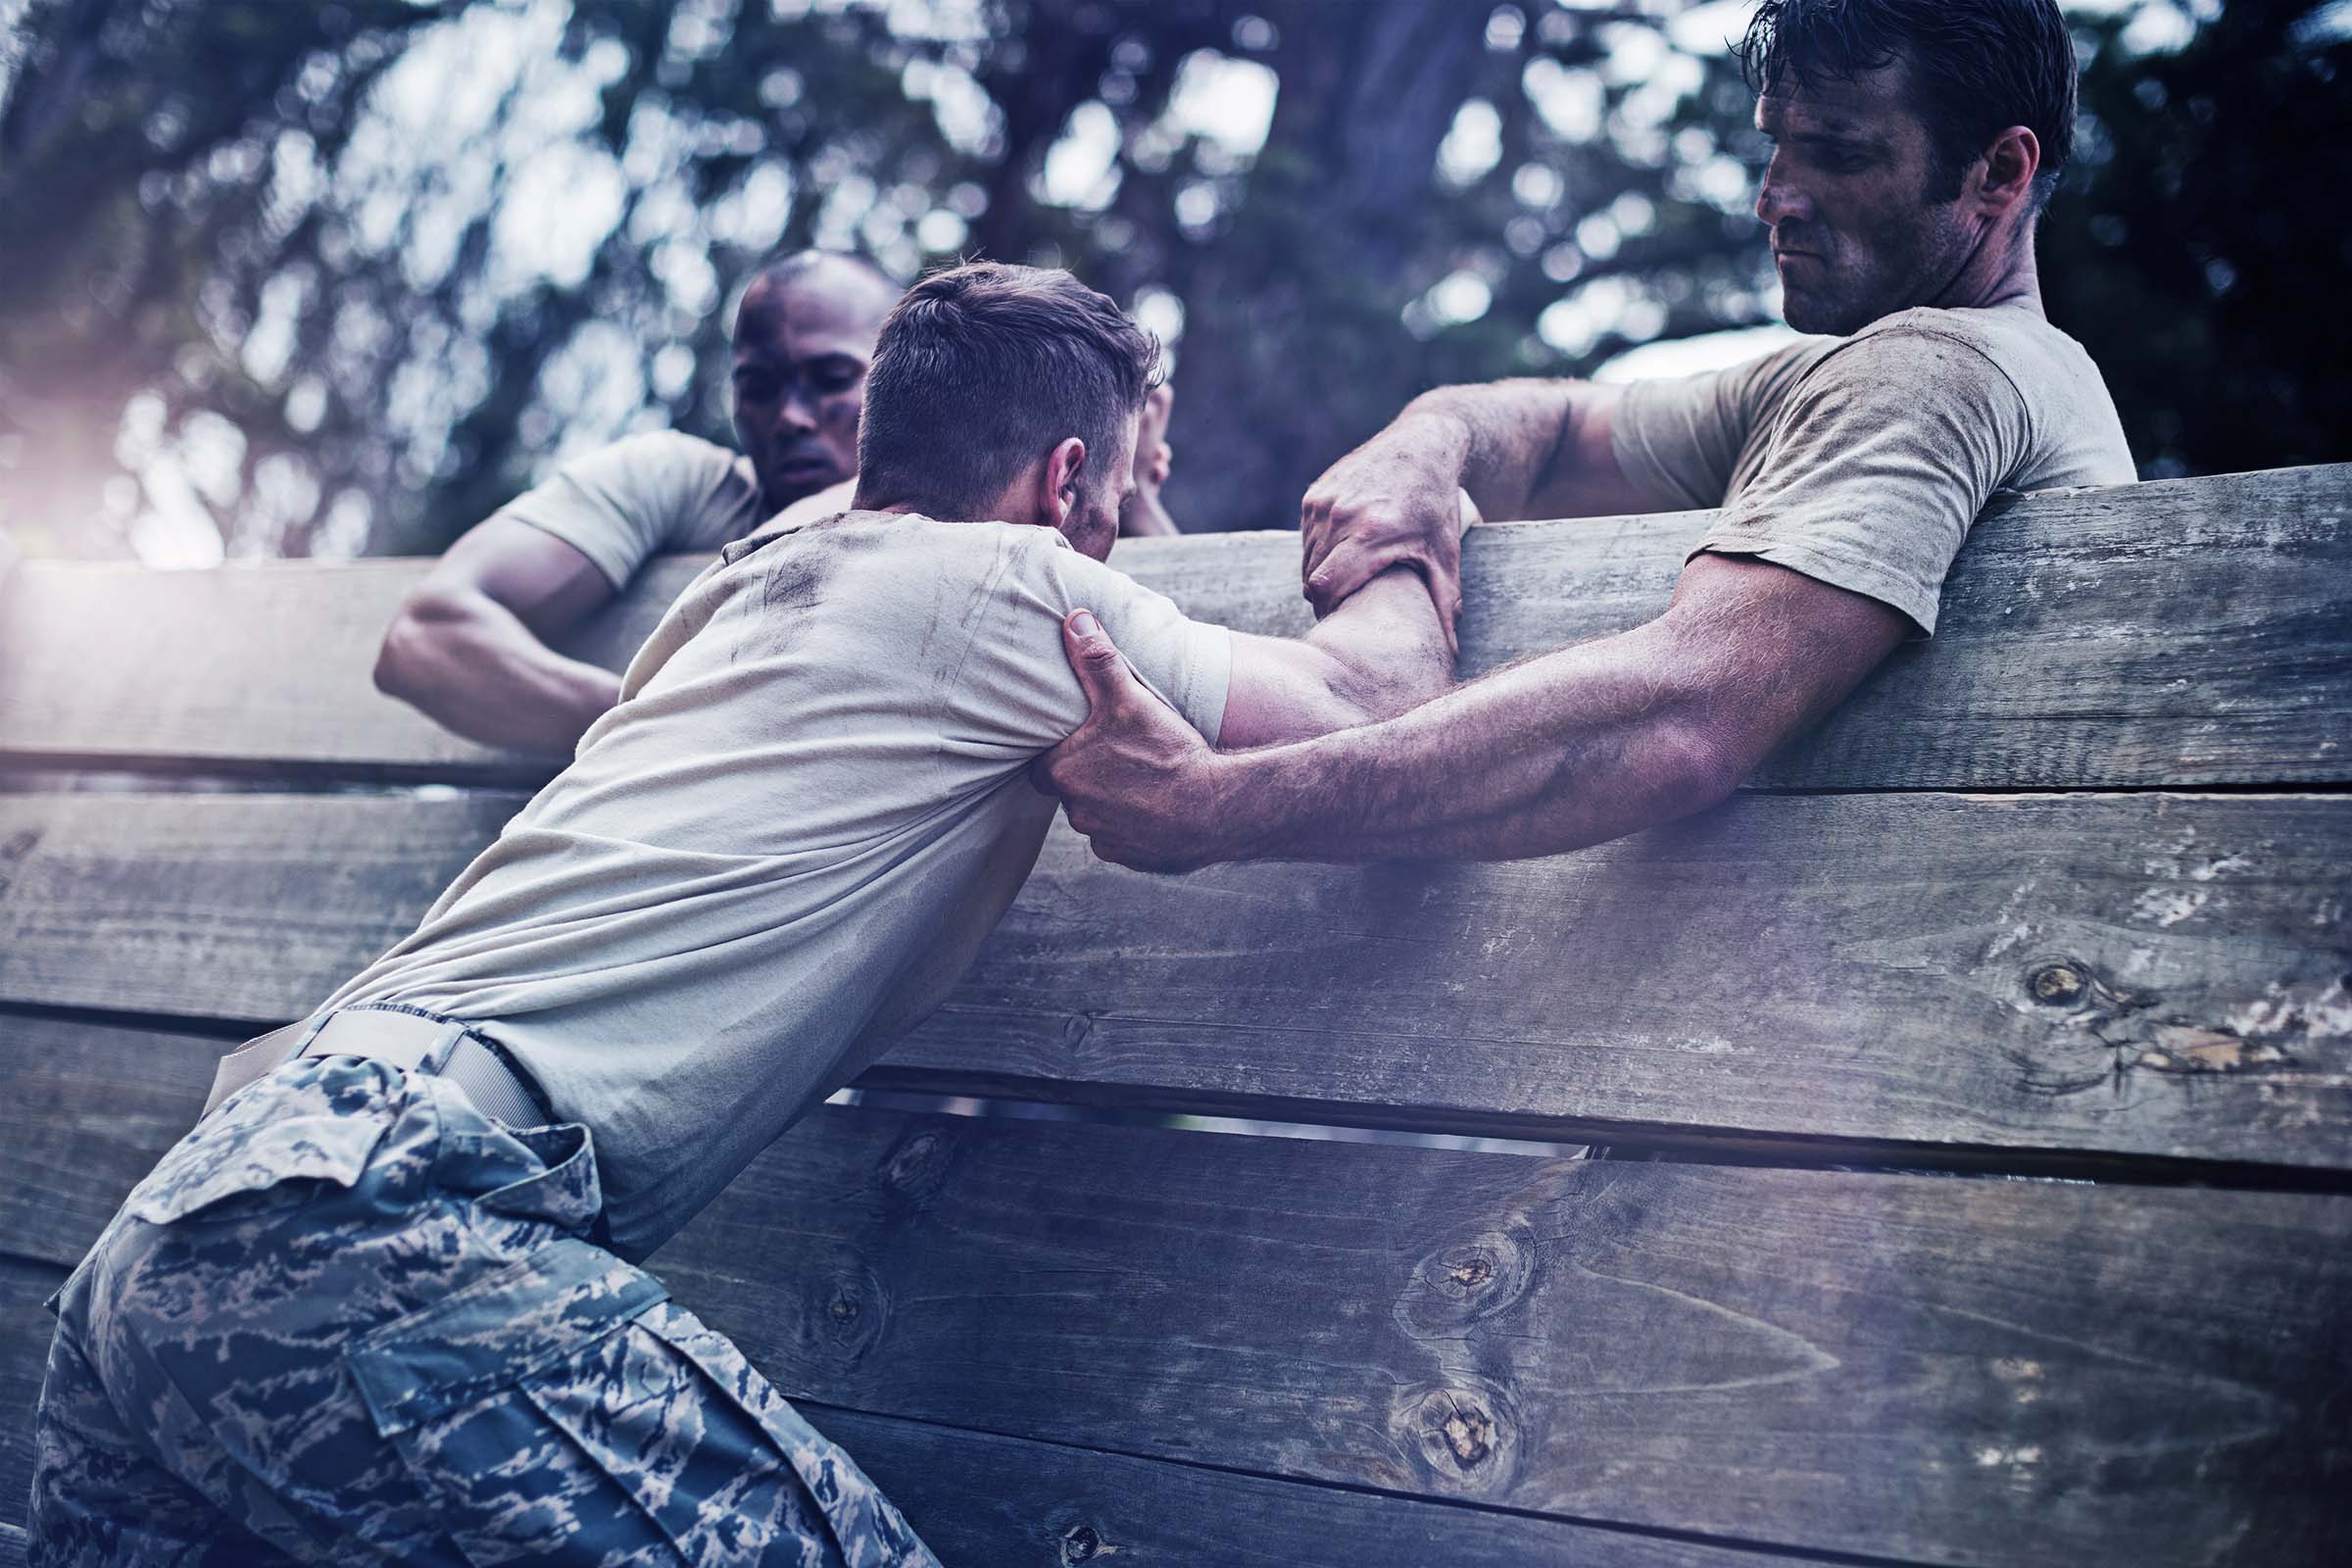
[202,1008,550,1128]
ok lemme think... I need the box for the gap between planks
[10,1000,2348,1198]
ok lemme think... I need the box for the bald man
[374,250,903,756]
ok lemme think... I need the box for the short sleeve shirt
[495,430,766,588]
[324,511,1231,1259]
[1609,301,2136,634]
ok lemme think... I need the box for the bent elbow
[1328,659,1450,730]
[372,588,464,702]
[1659,720,1749,819]
[372,612,422,700]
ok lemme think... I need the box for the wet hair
[856,262,1160,519]
[1739,0,2078,211]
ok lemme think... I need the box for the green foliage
[2043,1,2352,476]
[0,0,2341,561]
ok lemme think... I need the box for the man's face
[1064,416,1141,564]
[731,270,891,513]
[1754,60,1978,336]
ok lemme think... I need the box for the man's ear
[1039,436,1088,529]
[1974,124,2040,218]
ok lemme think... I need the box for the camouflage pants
[29,1048,939,1567]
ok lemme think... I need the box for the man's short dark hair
[1739,0,2078,211]
[857,263,1160,519]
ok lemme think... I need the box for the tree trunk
[1164,0,1491,531]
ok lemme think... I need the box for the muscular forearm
[1396,380,1583,523]
[1054,555,1906,873]
[1212,619,1732,861]
[376,593,619,755]
[1303,564,1456,720]
[1220,563,1456,751]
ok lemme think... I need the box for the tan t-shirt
[497,430,765,588]
[1610,300,2135,633]
[324,511,1233,1258]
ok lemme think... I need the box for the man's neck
[1927,216,2046,320]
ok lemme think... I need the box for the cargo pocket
[345,1236,687,1563]
[123,1058,399,1226]
[347,1239,920,1566]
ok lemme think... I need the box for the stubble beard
[1780,199,1975,337]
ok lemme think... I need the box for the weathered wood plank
[659,1108,2352,1568]
[0,1269,1839,1564]
[1,790,2345,1168]
[0,1027,2009,1567]
[808,1406,1830,1567]
[0,792,524,1031]
[3,1067,2343,1566]
[0,1256,67,1540]
[0,557,671,784]
[0,1017,220,1268]
[2,466,2345,789]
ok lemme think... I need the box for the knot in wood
[809,1250,886,1364]
[1440,1399,1494,1467]
[1448,1253,1494,1288]
[1396,1226,1534,1341]
[1397,1379,1521,1493]
[1060,1524,1102,1562]
[2029,962,2087,1006]
[883,1131,942,1186]
[879,1127,953,1211]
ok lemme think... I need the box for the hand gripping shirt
[325,512,1233,1258]
[1608,299,2136,634]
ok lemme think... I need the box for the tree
[1,0,2340,563]
[2040,0,2352,476]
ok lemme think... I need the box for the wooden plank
[0,1016,220,1268]
[1,466,2345,789]
[0,1017,1832,1567]
[1,790,2346,1169]
[808,1405,1829,1567]
[655,1108,2352,1568]
[4,1066,2344,1566]
[0,1256,67,1541]
[0,556,684,785]
[0,792,521,1031]
[0,1025,1918,1567]
[0,1251,1835,1565]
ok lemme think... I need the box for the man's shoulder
[524,428,758,517]
[1791,303,2132,488]
[579,429,761,545]
[1855,305,2132,486]
[590,429,757,496]
[721,512,1051,608]
[1773,305,2053,424]
[1844,303,2094,381]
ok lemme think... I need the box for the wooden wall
[2,466,2346,1564]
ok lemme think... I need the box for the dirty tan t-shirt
[324,511,1232,1258]
[1610,300,2135,633]
[497,430,765,588]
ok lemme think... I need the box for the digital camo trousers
[28,1053,941,1567]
